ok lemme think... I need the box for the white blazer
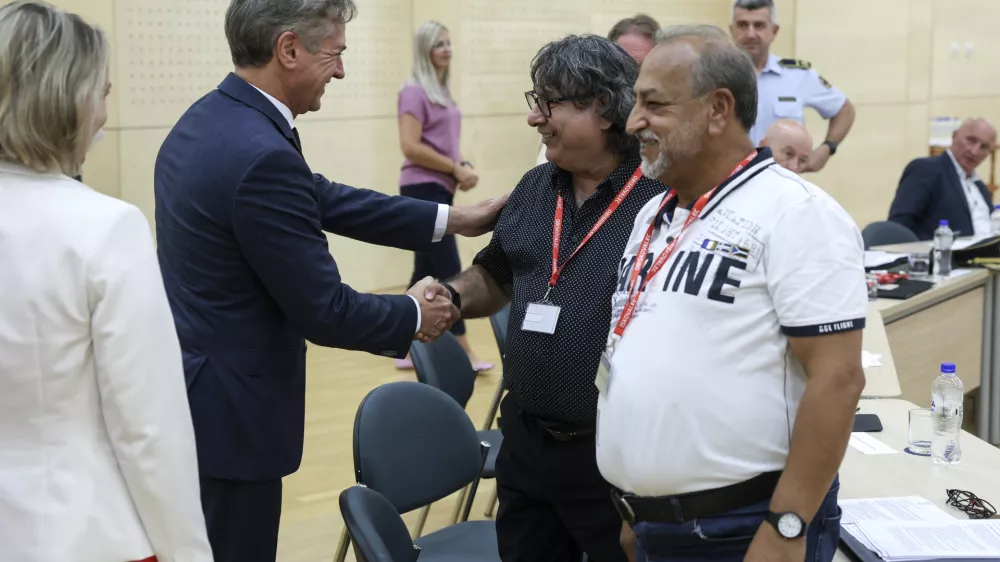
[0,161,213,561]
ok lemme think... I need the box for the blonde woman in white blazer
[0,2,213,561]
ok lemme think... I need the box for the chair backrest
[339,485,420,562]
[862,221,919,249]
[409,331,477,409]
[489,304,511,357]
[352,381,485,513]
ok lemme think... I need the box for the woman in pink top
[396,20,491,372]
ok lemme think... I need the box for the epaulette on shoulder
[778,58,812,70]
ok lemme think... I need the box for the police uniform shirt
[595,148,867,497]
[473,156,667,423]
[749,54,847,146]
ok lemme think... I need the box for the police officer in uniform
[730,0,855,172]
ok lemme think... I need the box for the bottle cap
[941,362,956,374]
[939,220,949,226]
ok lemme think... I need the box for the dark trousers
[400,181,465,336]
[495,395,627,562]
[632,478,842,562]
[200,476,283,562]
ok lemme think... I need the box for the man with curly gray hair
[446,34,667,562]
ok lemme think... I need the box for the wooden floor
[275,315,504,562]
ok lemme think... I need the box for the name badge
[595,351,613,395]
[522,302,561,334]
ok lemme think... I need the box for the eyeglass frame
[524,90,590,118]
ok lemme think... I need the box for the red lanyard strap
[613,150,758,339]
[549,167,644,292]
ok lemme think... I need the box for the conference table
[834,398,1000,561]
[869,240,1000,445]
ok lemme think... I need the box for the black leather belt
[611,471,782,524]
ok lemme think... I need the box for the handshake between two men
[407,276,461,343]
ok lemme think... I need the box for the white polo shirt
[595,149,867,498]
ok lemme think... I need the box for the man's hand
[406,276,459,342]
[805,144,831,173]
[744,523,806,562]
[446,191,511,237]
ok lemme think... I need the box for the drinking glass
[908,253,931,279]
[908,408,932,456]
[865,273,879,301]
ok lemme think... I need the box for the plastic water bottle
[933,220,953,277]
[990,205,1000,235]
[931,362,963,465]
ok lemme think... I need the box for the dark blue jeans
[632,478,841,562]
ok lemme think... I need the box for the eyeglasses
[524,90,586,118]
[946,489,996,519]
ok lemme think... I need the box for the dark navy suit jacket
[888,153,992,240]
[154,73,439,481]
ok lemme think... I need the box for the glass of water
[908,408,932,456]
[865,273,879,301]
[908,253,931,279]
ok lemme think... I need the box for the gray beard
[641,150,669,180]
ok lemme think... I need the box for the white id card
[521,302,561,334]
[595,351,613,395]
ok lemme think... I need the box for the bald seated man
[760,119,813,173]
[888,117,998,240]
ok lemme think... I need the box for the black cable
[946,489,996,520]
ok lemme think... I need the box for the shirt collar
[946,149,980,182]
[549,155,642,194]
[251,85,295,130]
[761,53,783,76]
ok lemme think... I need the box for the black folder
[839,527,983,562]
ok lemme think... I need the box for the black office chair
[861,221,920,249]
[409,332,503,532]
[334,381,499,562]
[488,304,510,358]
[339,485,421,562]
[481,305,511,518]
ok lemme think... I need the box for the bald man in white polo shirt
[596,25,866,562]
[760,119,813,173]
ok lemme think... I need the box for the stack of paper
[841,497,1000,560]
[865,250,910,270]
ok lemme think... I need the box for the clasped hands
[407,276,460,343]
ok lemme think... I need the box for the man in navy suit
[153,1,507,560]
[889,118,997,240]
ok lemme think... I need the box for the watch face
[777,513,803,538]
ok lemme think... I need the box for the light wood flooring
[275,315,504,562]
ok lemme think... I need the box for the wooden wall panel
[795,0,910,105]
[931,0,1000,101]
[804,104,925,230]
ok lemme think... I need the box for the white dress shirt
[946,149,992,237]
[251,85,451,332]
[0,161,212,561]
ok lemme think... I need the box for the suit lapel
[217,73,301,154]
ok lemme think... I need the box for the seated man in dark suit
[888,117,997,240]
[153,1,506,560]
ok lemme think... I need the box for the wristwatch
[439,281,461,309]
[766,511,807,539]
[822,139,838,156]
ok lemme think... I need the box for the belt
[611,471,782,524]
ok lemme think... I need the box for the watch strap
[439,281,461,309]
[823,139,838,155]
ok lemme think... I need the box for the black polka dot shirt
[474,156,668,424]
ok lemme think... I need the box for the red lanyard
[547,167,644,297]
[612,150,758,339]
